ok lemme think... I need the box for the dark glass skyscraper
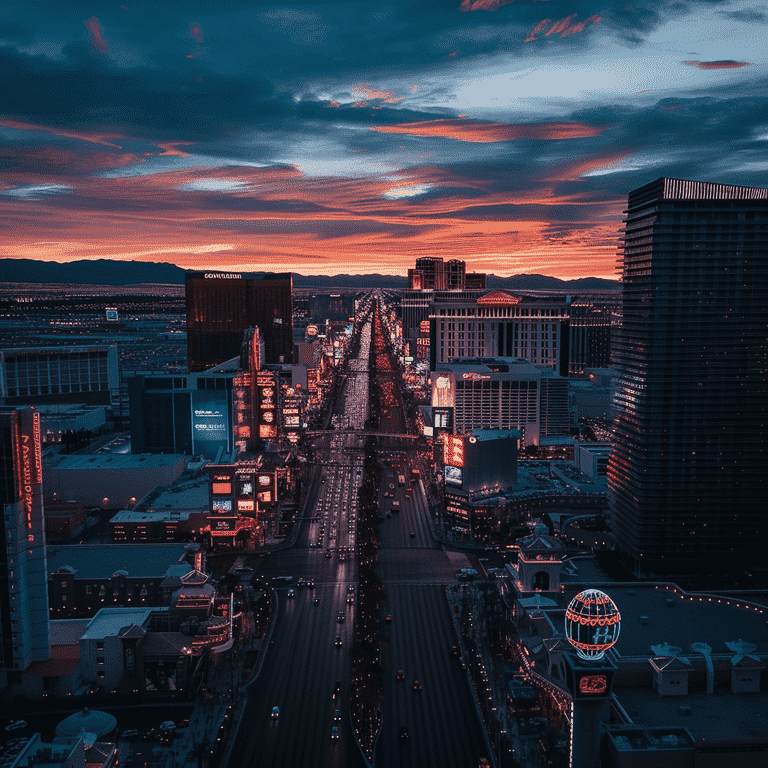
[608,178,768,580]
[186,271,293,372]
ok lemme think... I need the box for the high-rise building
[608,177,768,580]
[186,271,293,371]
[0,407,50,687]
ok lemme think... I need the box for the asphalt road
[230,432,366,768]
[228,305,489,768]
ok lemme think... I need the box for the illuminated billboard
[210,517,236,532]
[445,465,463,487]
[432,375,454,408]
[192,391,230,459]
[443,435,465,467]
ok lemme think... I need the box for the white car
[271,706,280,719]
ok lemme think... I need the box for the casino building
[185,270,293,371]
[431,358,570,446]
[428,290,612,376]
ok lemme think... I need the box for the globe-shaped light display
[564,589,621,660]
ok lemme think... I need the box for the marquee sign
[476,290,522,306]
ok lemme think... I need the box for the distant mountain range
[0,258,619,291]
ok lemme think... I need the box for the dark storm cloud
[0,20,33,43]
[3,0,737,90]
[0,45,282,142]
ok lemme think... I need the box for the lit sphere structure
[564,589,621,660]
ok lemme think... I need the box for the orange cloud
[459,0,513,11]
[351,84,405,104]
[84,17,108,54]
[527,13,601,41]
[189,22,204,43]
[370,119,609,143]
[682,60,750,69]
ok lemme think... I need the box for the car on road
[5,722,26,732]
[287,589,294,598]
[337,613,345,623]
[385,614,392,622]
[396,670,405,681]
[312,597,320,605]
[399,726,410,742]
[271,706,280,719]
[331,726,339,741]
[335,635,343,647]
[413,680,422,692]
[333,681,341,700]
[451,645,460,656]
[333,709,341,722]
[410,531,416,537]
[159,721,175,732]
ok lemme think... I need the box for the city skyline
[1,1,766,279]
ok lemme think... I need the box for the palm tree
[187,739,209,768]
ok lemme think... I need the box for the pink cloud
[682,60,750,69]
[370,119,610,143]
[84,17,108,54]
[189,22,204,43]
[527,13,600,41]
[0,118,123,148]
[459,0,513,11]
[525,19,551,42]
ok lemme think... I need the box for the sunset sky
[1,0,765,279]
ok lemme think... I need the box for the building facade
[432,358,570,445]
[185,271,293,371]
[0,346,119,407]
[608,177,768,579]
[0,407,50,687]
[429,290,613,375]
[128,367,238,459]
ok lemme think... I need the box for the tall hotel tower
[186,271,293,372]
[608,178,768,581]
[0,407,50,687]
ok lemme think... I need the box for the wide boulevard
[227,305,489,768]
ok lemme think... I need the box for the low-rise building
[44,453,187,509]
[47,543,196,618]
